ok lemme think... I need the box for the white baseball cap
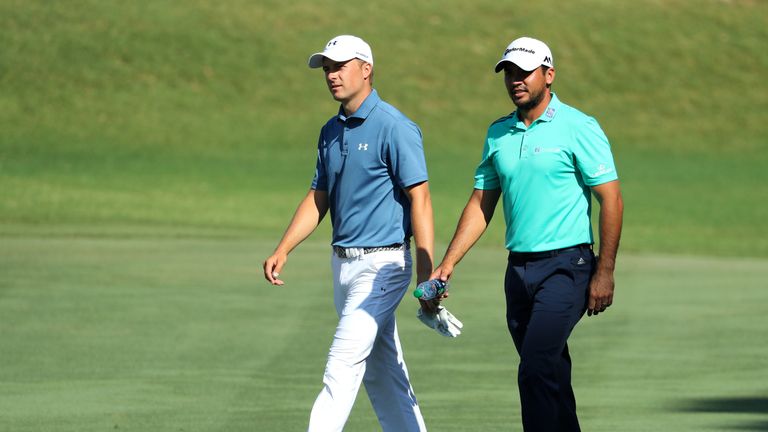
[308,35,374,68]
[494,37,553,73]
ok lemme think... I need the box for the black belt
[508,243,592,261]
[333,243,405,258]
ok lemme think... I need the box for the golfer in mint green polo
[431,37,624,431]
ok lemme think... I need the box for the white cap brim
[494,57,543,73]
[308,49,357,68]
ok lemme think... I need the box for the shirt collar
[337,89,380,122]
[512,92,561,129]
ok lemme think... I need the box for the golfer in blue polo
[263,35,433,431]
[431,36,624,431]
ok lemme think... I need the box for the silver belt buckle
[335,246,363,258]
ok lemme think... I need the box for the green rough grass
[1,0,767,255]
[1,235,767,431]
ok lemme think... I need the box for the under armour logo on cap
[308,35,374,68]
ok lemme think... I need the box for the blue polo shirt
[312,90,428,248]
[474,93,618,252]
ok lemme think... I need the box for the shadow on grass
[678,397,768,431]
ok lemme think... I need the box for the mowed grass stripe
[2,236,767,431]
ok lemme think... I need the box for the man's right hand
[263,253,287,285]
[418,263,453,313]
[429,263,453,289]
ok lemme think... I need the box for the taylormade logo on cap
[505,47,535,55]
[308,35,374,68]
[494,37,554,73]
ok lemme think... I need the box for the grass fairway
[1,235,767,431]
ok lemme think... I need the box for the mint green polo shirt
[474,93,618,252]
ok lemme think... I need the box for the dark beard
[513,90,545,111]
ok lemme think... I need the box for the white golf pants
[308,248,427,432]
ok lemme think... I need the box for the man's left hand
[587,269,614,316]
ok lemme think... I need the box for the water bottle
[413,279,447,301]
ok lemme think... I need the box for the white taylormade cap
[308,35,373,68]
[494,37,553,73]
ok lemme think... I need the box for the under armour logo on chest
[358,143,368,151]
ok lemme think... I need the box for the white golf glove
[417,306,464,337]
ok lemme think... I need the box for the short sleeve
[386,121,428,188]
[573,117,618,186]
[473,134,500,190]
[311,133,327,191]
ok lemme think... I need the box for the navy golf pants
[504,245,595,432]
